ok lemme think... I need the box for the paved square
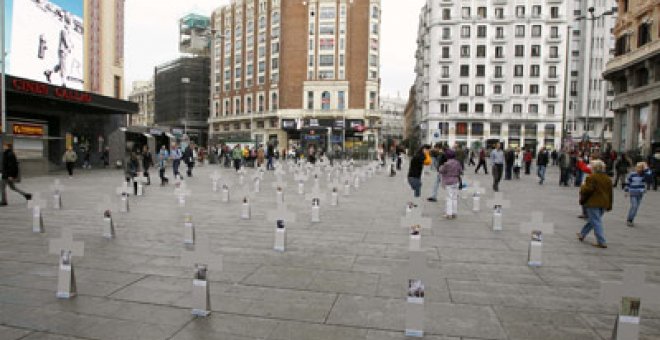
[0,164,659,339]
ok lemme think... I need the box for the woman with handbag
[576,160,612,248]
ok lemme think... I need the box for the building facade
[84,0,126,98]
[154,57,211,145]
[128,80,155,126]
[567,2,617,146]
[379,94,405,142]
[208,0,381,154]
[603,0,659,155]
[414,0,567,151]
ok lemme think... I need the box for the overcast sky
[124,0,425,100]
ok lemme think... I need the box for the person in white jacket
[513,148,522,179]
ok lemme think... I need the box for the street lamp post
[576,7,614,145]
[1,0,6,135]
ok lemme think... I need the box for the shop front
[1,75,138,176]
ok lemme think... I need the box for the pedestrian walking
[439,149,462,219]
[490,142,505,192]
[523,149,533,175]
[266,143,275,170]
[183,143,195,177]
[504,147,514,180]
[536,147,549,185]
[558,149,571,186]
[475,148,488,174]
[257,145,265,167]
[62,147,77,178]
[407,145,431,198]
[468,150,476,166]
[625,162,651,227]
[232,144,243,171]
[170,143,182,180]
[142,145,153,185]
[427,144,446,202]
[513,148,522,179]
[612,154,631,189]
[158,145,169,186]
[125,152,139,195]
[1,143,32,206]
[102,146,110,168]
[576,160,612,248]
[551,149,558,166]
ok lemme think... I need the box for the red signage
[12,78,92,103]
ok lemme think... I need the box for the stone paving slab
[0,164,659,339]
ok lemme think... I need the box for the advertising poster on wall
[5,0,84,89]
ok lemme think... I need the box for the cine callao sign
[12,78,92,103]
[12,123,44,136]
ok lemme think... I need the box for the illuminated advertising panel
[5,0,84,89]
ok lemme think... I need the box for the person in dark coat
[183,144,195,177]
[504,148,515,180]
[407,145,430,198]
[142,145,153,185]
[576,160,613,248]
[1,143,32,205]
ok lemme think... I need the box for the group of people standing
[405,142,658,250]
[156,142,199,186]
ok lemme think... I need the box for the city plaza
[0,161,658,339]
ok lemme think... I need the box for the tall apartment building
[379,94,406,141]
[208,0,381,153]
[414,0,567,151]
[84,0,126,98]
[128,80,155,126]
[567,2,617,145]
[603,0,659,155]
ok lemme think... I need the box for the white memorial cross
[393,252,440,338]
[115,181,131,213]
[49,228,84,299]
[27,192,47,233]
[267,204,297,252]
[219,178,233,203]
[600,266,660,340]
[180,238,223,317]
[341,172,352,196]
[237,167,247,186]
[183,213,195,244]
[209,171,222,192]
[251,171,261,193]
[463,180,486,212]
[486,193,511,231]
[518,212,554,267]
[174,182,192,207]
[294,171,308,195]
[134,173,148,196]
[50,179,65,209]
[95,195,115,239]
[400,208,432,231]
[239,184,254,220]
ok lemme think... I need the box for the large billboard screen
[5,0,84,90]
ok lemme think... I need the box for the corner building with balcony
[603,0,660,156]
[208,0,382,153]
[414,0,567,151]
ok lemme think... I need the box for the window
[307,91,314,109]
[530,65,540,77]
[513,84,523,94]
[476,65,485,77]
[320,55,334,67]
[550,46,559,58]
[320,38,334,50]
[550,26,559,38]
[492,105,502,114]
[472,123,484,136]
[475,103,484,113]
[456,123,468,135]
[460,84,469,96]
[530,84,539,94]
[441,66,450,78]
[369,91,377,110]
[338,91,345,110]
[638,23,651,47]
[441,84,449,97]
[548,86,556,98]
[459,103,469,112]
[513,104,522,113]
[531,45,541,57]
[494,66,503,77]
[246,96,253,114]
[514,65,523,77]
[515,6,525,18]
[496,27,504,38]
[235,98,241,115]
[548,66,557,78]
[442,27,451,40]
[475,84,485,96]
[515,45,524,57]
[461,26,470,38]
[461,7,471,18]
[477,45,486,57]
[271,58,279,70]
[532,25,541,37]
[372,6,379,19]
[529,104,538,114]
[495,46,504,58]
[320,7,336,20]
[442,8,451,20]
[493,84,502,94]
[460,45,470,57]
[515,25,525,37]
[460,65,469,76]
[271,92,278,110]
[532,5,541,17]
[321,91,331,110]
[442,47,450,58]
[491,122,502,134]
[477,7,487,18]
[547,104,555,115]
[550,7,559,19]
[320,24,335,35]
[477,25,487,38]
